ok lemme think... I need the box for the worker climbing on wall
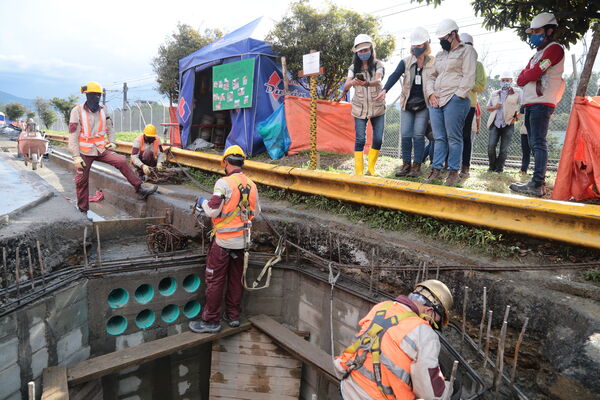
[189,145,261,333]
[335,279,455,400]
[131,124,165,178]
[69,81,157,213]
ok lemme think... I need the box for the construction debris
[146,223,189,254]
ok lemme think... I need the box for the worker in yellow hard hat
[68,81,157,214]
[131,124,165,178]
[336,279,455,400]
[189,145,261,334]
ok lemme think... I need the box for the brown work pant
[75,151,142,212]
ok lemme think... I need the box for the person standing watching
[344,34,386,176]
[486,71,522,173]
[510,12,565,197]
[376,27,434,178]
[69,81,157,214]
[425,19,477,186]
[131,124,165,178]
[458,33,487,179]
[189,145,261,333]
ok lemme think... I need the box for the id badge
[415,75,422,85]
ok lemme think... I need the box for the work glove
[197,196,207,206]
[157,162,165,171]
[195,196,207,215]
[142,165,152,176]
[105,142,117,150]
[73,156,86,169]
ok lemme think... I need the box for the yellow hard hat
[221,145,246,166]
[81,81,104,94]
[414,279,454,326]
[143,124,157,137]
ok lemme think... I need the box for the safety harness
[343,302,418,398]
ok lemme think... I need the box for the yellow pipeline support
[46,134,600,249]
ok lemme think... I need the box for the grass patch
[583,269,600,283]
[45,130,141,142]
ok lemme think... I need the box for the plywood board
[41,366,69,400]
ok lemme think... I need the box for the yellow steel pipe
[46,134,600,249]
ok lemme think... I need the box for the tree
[34,98,56,129]
[267,1,395,100]
[152,23,222,105]
[4,103,26,121]
[26,111,35,119]
[51,95,79,124]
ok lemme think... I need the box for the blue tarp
[177,17,306,156]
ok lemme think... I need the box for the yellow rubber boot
[367,148,380,176]
[354,151,364,175]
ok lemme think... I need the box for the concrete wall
[0,282,90,400]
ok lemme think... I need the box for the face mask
[439,39,451,51]
[528,33,545,48]
[501,81,511,89]
[357,51,371,61]
[411,47,426,57]
[86,93,101,112]
[144,136,156,143]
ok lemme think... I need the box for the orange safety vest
[78,104,107,154]
[337,301,429,400]
[133,134,160,160]
[211,173,257,240]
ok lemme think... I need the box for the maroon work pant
[75,151,142,212]
[201,240,244,323]
[135,149,158,178]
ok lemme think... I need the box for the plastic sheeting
[552,96,600,201]
[257,103,290,159]
[285,96,372,154]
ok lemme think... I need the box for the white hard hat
[436,19,459,38]
[500,70,513,80]
[525,12,558,33]
[410,27,430,46]
[353,34,374,52]
[459,33,473,45]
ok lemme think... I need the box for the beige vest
[522,42,565,106]
[399,54,435,110]
[350,60,386,119]
[487,88,522,128]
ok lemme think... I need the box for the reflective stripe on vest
[78,104,107,154]
[211,173,257,240]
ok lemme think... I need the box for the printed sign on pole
[302,52,320,76]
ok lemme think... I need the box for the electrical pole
[102,92,107,106]
[123,82,128,109]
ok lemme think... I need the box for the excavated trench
[0,147,599,400]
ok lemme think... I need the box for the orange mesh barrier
[284,96,373,155]
[552,96,600,201]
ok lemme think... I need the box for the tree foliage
[26,111,35,119]
[4,103,26,121]
[34,98,56,129]
[267,1,395,100]
[152,24,222,105]
[51,95,79,124]
[413,0,599,48]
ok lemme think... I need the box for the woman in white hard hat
[343,34,386,176]
[375,27,434,178]
[486,71,522,173]
[424,19,477,186]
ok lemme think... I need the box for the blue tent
[178,17,302,156]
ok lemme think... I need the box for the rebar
[511,317,529,383]
[27,248,34,289]
[95,225,102,267]
[494,320,508,392]
[478,287,487,349]
[83,227,88,268]
[15,246,21,299]
[483,310,493,369]
[146,223,189,254]
[462,286,469,352]
[36,241,45,287]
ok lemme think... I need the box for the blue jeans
[520,133,531,172]
[524,104,554,183]
[354,114,385,152]
[400,108,428,164]
[429,95,471,171]
[488,125,514,172]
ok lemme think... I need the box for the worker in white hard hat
[457,33,487,179]
[336,279,455,400]
[486,71,522,173]
[509,12,565,197]
[343,34,386,176]
[68,82,157,214]
[424,19,477,186]
[375,27,434,178]
[131,124,165,178]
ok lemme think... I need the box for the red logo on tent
[265,72,282,100]
[178,97,190,123]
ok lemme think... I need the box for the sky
[0,0,594,109]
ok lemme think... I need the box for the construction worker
[131,124,165,178]
[68,81,157,213]
[510,12,565,197]
[335,279,454,400]
[189,145,261,333]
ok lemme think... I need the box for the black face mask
[412,47,426,57]
[144,136,156,143]
[440,38,452,51]
[86,93,101,112]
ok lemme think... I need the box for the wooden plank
[249,314,340,384]
[210,374,300,394]
[213,340,302,360]
[210,386,298,400]
[69,380,102,400]
[208,362,302,379]
[41,366,69,400]
[67,322,251,386]
[211,351,294,368]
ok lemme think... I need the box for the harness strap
[210,174,252,238]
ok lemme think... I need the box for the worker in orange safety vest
[189,145,261,334]
[335,279,455,400]
[131,124,165,178]
[68,81,157,214]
